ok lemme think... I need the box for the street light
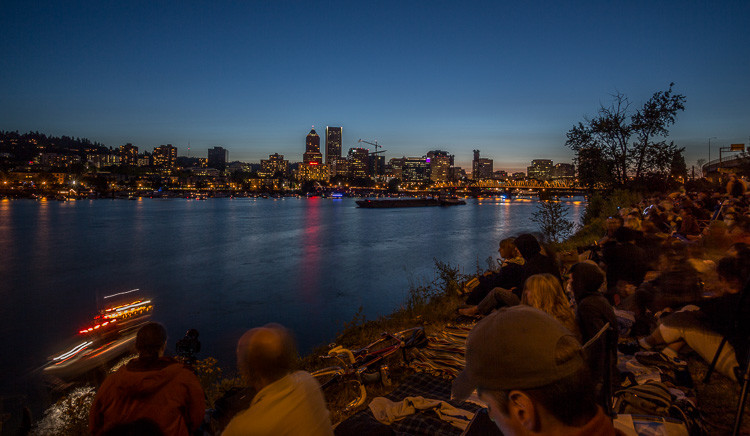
[708,137,717,163]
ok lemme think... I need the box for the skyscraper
[207,146,228,170]
[472,150,493,180]
[325,126,342,165]
[303,128,323,165]
[427,150,453,183]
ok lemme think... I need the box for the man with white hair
[223,323,333,436]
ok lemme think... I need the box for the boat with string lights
[43,290,154,380]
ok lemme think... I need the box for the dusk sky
[2,1,748,172]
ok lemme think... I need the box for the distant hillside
[0,130,110,162]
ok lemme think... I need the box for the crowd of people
[83,178,750,435]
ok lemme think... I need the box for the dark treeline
[0,130,109,163]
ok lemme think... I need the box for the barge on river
[356,197,466,208]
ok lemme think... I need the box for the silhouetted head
[135,322,167,361]
[568,261,605,300]
[514,234,541,259]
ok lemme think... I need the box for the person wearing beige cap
[451,306,623,436]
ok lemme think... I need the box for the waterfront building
[37,153,82,168]
[348,148,370,179]
[402,157,430,182]
[329,156,348,178]
[152,144,177,168]
[472,150,494,180]
[369,154,385,178]
[551,163,575,182]
[427,150,453,183]
[388,157,405,179]
[138,153,151,167]
[119,143,139,166]
[208,146,228,170]
[450,166,467,181]
[297,161,328,182]
[512,172,526,180]
[527,159,553,181]
[259,153,290,178]
[87,153,120,168]
[304,128,323,165]
[325,127,342,165]
[493,170,509,180]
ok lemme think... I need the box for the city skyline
[2,1,749,172]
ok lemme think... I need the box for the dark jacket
[576,292,619,400]
[465,260,525,305]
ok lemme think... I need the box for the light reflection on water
[0,197,584,395]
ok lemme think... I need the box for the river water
[0,196,584,396]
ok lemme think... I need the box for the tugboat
[43,290,154,380]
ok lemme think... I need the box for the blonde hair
[522,274,579,336]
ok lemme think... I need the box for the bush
[531,201,575,243]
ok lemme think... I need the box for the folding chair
[583,322,615,416]
[702,278,750,436]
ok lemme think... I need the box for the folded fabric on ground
[369,396,474,431]
[334,372,485,436]
[409,324,473,379]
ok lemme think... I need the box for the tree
[531,201,575,243]
[669,147,687,180]
[576,147,613,189]
[631,83,686,180]
[566,84,686,187]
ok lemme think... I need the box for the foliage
[32,386,96,436]
[566,84,686,187]
[531,201,575,243]
[192,357,231,408]
[580,189,641,226]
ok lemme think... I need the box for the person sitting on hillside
[452,306,623,435]
[522,273,579,337]
[222,323,333,436]
[514,233,561,283]
[89,322,206,436]
[597,215,624,246]
[674,206,701,239]
[464,237,525,305]
[459,273,575,326]
[601,227,649,305]
[629,255,750,382]
[568,261,619,408]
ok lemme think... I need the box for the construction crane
[358,139,387,178]
[358,139,386,155]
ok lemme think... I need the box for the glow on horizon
[1,1,748,172]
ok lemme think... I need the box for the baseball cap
[452,306,584,401]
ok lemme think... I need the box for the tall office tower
[303,127,323,165]
[527,159,554,180]
[208,146,228,170]
[119,143,139,166]
[427,150,453,183]
[472,150,493,180]
[152,144,177,168]
[325,126,342,165]
[347,147,370,179]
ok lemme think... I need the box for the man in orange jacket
[89,322,205,435]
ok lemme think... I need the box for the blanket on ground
[334,372,488,436]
